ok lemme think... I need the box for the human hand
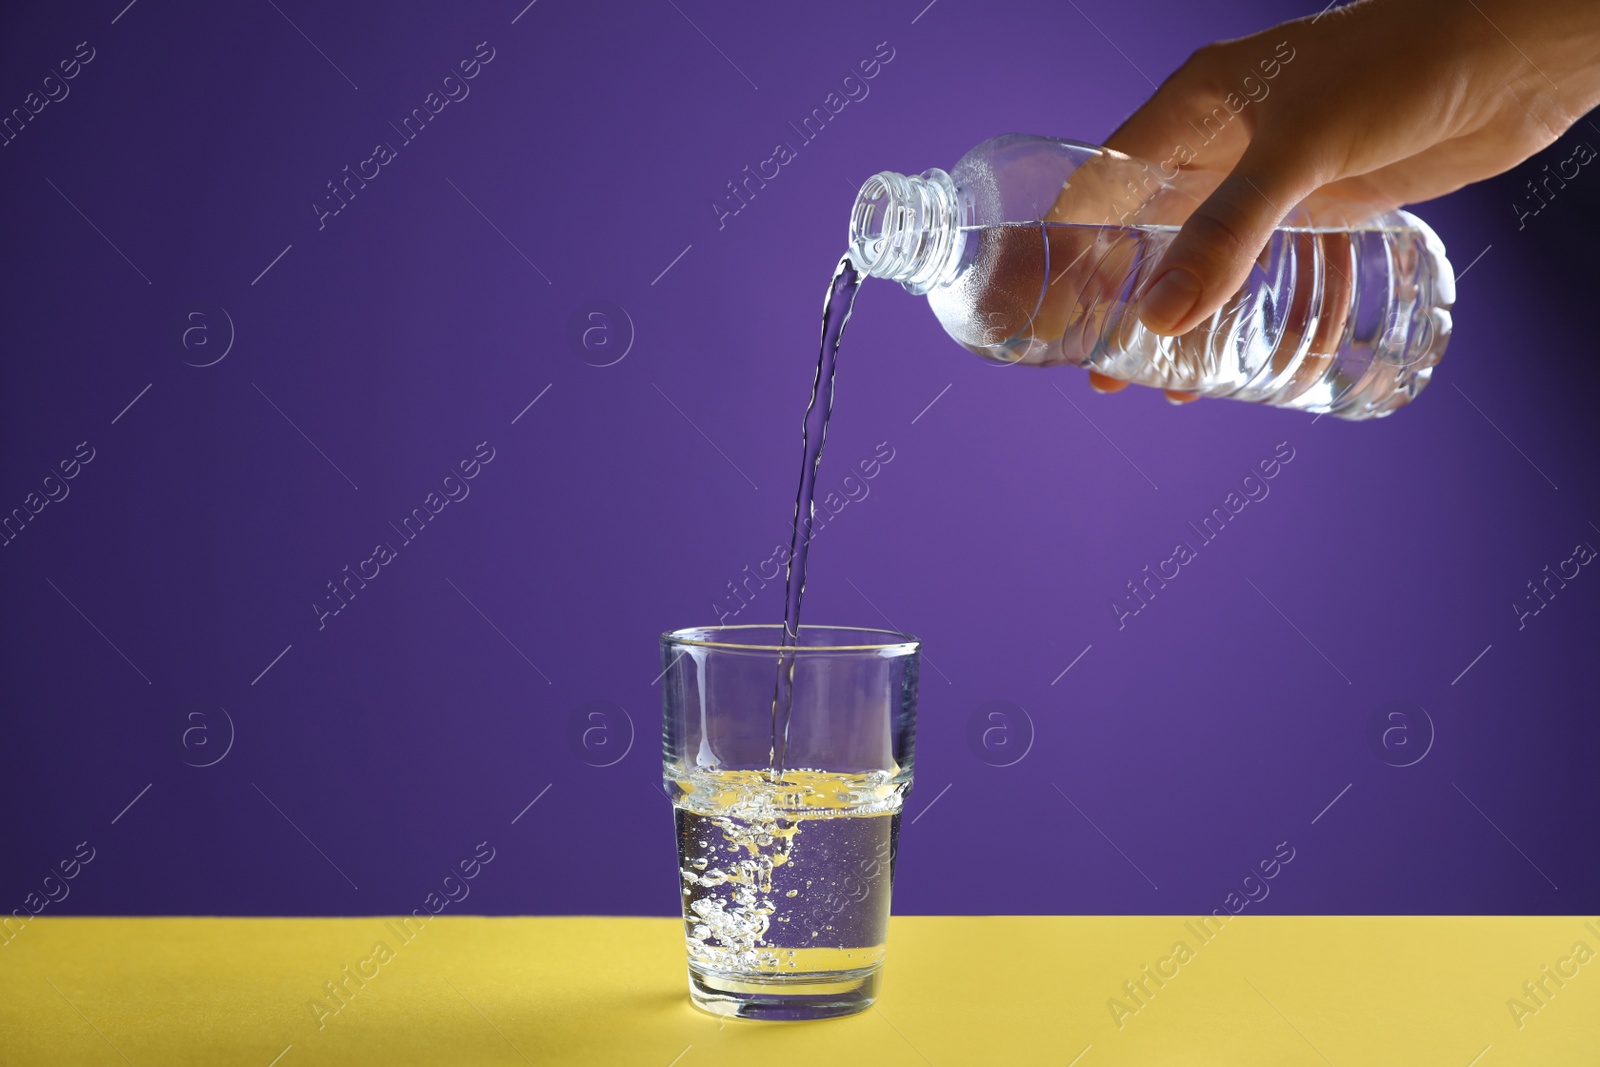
[1087,0,1600,403]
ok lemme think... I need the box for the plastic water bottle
[846,134,1455,420]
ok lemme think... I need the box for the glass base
[687,963,882,1020]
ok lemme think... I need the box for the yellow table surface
[2,916,1595,1065]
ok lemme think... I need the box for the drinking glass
[660,624,920,1020]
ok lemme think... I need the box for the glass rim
[661,623,919,654]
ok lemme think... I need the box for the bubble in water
[671,767,901,976]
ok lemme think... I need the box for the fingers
[1103,45,1234,166]
[1087,370,1200,407]
[1087,371,1130,394]
[1134,135,1330,336]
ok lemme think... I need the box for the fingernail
[1088,380,1110,394]
[1166,395,1188,406]
[1137,268,1203,334]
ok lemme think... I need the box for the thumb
[1134,135,1328,336]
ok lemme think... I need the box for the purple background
[2,0,1596,920]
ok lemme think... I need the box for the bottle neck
[847,168,963,295]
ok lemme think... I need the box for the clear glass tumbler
[660,624,921,1020]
